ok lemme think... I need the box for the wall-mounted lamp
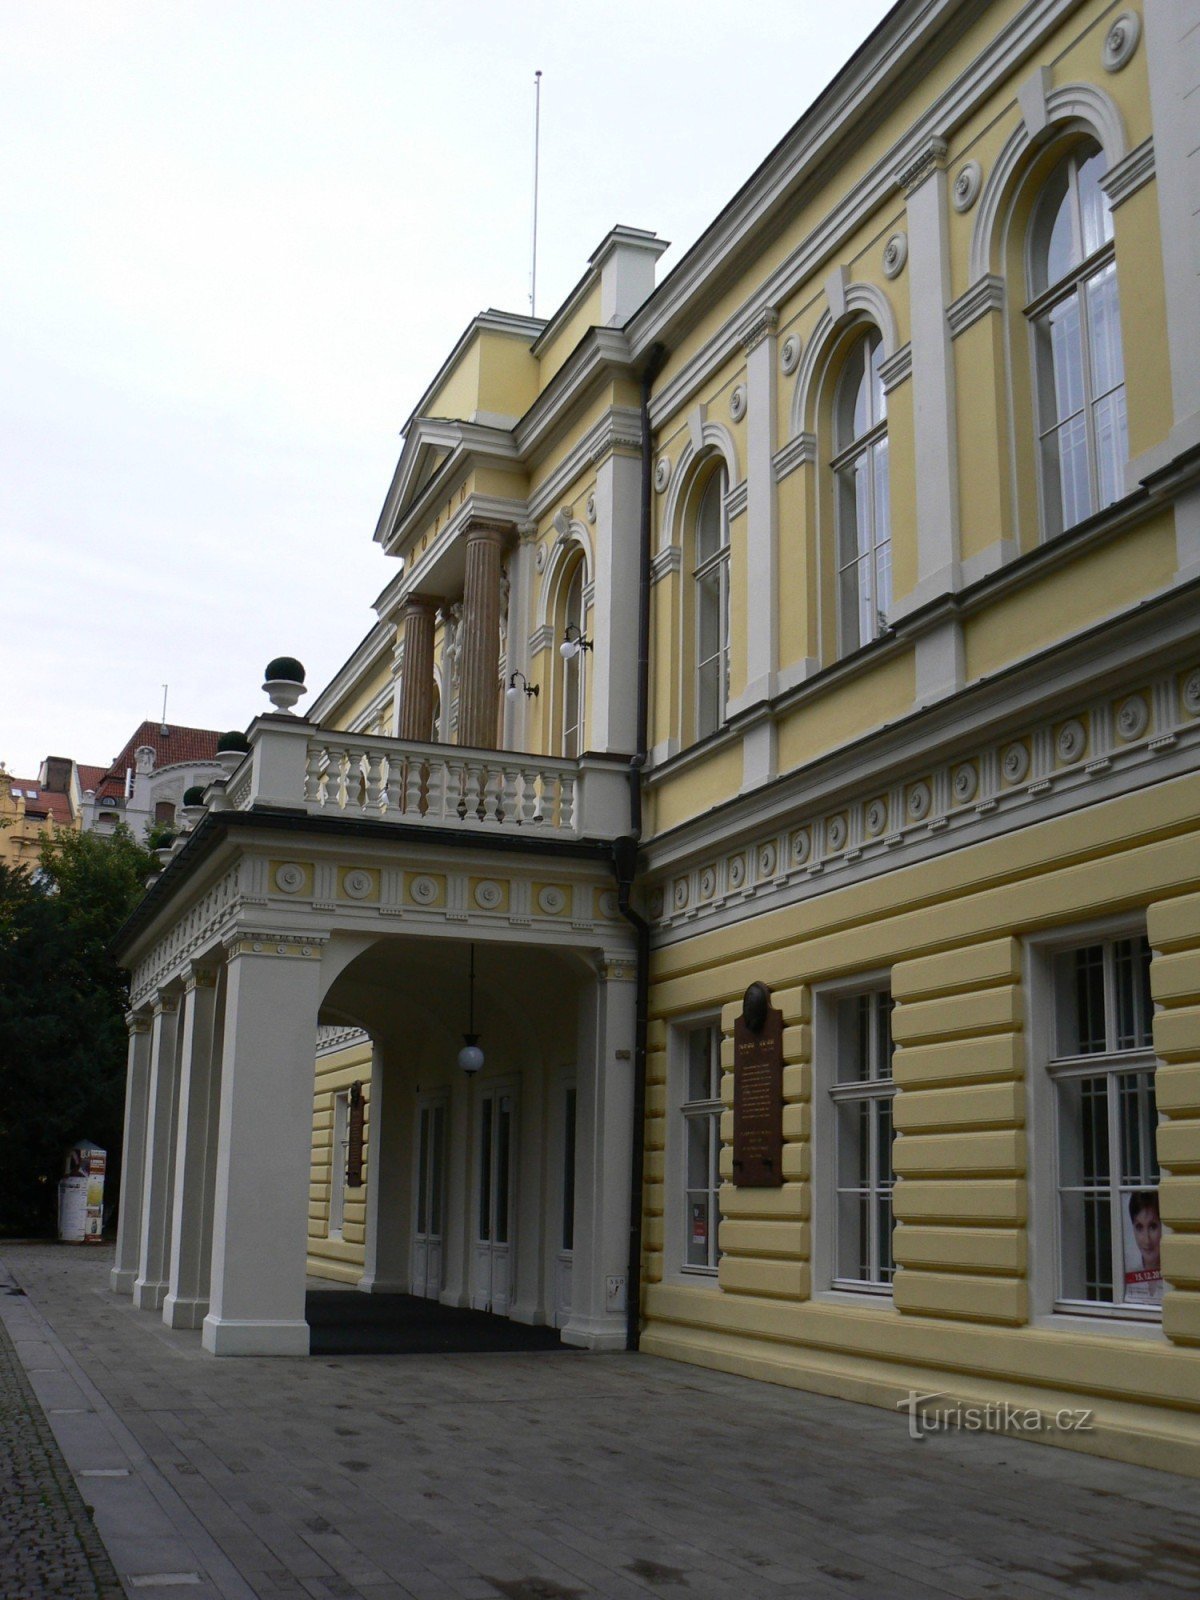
[506,670,539,701]
[559,624,593,661]
[457,944,485,1075]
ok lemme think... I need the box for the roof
[9,778,74,826]
[90,721,222,800]
[77,764,108,792]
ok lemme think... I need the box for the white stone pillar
[562,956,637,1351]
[163,963,222,1330]
[589,445,642,753]
[896,137,965,702]
[202,935,323,1356]
[110,1010,152,1294]
[133,991,182,1312]
[898,138,960,600]
[359,1037,411,1294]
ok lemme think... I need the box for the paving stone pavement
[2,1244,1200,1600]
[0,1280,125,1600]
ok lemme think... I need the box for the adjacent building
[80,722,223,841]
[0,758,82,870]
[111,0,1200,1475]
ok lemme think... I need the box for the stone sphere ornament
[263,656,308,715]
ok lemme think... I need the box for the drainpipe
[614,341,668,1352]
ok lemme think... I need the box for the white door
[554,1084,576,1327]
[410,1096,447,1299]
[472,1087,516,1313]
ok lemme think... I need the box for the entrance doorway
[411,1094,447,1299]
[472,1085,516,1313]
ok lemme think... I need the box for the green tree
[0,827,156,1235]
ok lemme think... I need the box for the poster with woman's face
[1123,1189,1163,1305]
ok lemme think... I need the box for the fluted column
[457,521,508,749]
[396,594,441,741]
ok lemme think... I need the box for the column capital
[896,135,948,195]
[125,1010,153,1035]
[182,963,219,992]
[517,520,539,542]
[400,590,443,616]
[461,517,512,547]
[151,992,180,1017]
[739,306,779,354]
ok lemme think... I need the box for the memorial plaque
[346,1082,366,1188]
[732,981,784,1187]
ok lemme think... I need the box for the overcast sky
[1,0,893,779]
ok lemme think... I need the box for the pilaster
[133,991,182,1312]
[110,1010,153,1295]
[163,964,222,1330]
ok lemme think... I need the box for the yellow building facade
[114,0,1200,1476]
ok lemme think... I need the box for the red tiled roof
[91,722,223,799]
[77,764,108,792]
[9,779,74,826]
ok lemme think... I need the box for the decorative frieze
[897,136,948,194]
[647,662,1200,939]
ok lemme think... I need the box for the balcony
[216,718,632,843]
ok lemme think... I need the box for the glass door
[411,1095,447,1299]
[472,1087,516,1313]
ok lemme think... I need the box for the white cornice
[515,326,635,462]
[637,0,1081,424]
[650,546,683,585]
[878,342,913,392]
[947,274,1006,337]
[773,432,816,482]
[379,421,523,558]
[527,406,642,520]
[1099,135,1155,207]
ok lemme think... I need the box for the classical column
[456,520,508,749]
[133,991,182,1312]
[110,1010,152,1294]
[396,594,441,741]
[561,956,637,1351]
[163,963,222,1330]
[202,934,323,1355]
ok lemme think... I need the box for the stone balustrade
[220,717,632,843]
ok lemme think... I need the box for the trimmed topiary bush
[183,786,206,807]
[265,656,305,683]
[216,729,252,754]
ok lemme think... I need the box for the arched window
[834,331,890,655]
[1028,142,1126,535]
[561,560,585,757]
[693,465,729,738]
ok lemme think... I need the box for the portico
[111,723,638,1357]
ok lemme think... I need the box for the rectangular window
[328,1090,350,1238]
[829,988,896,1291]
[682,1024,723,1273]
[1050,934,1161,1314]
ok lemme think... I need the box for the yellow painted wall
[642,770,1200,1475]
[307,1042,372,1284]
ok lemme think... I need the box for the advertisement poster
[691,1203,707,1246]
[1123,1188,1163,1305]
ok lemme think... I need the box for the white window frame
[832,330,890,657]
[813,974,897,1299]
[1027,919,1163,1327]
[667,1017,724,1281]
[1025,141,1127,540]
[692,467,730,741]
[560,561,587,758]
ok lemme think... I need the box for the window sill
[816,1285,898,1311]
[1033,1309,1165,1341]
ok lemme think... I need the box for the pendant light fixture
[457,943,485,1075]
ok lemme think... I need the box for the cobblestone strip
[0,1296,126,1600]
